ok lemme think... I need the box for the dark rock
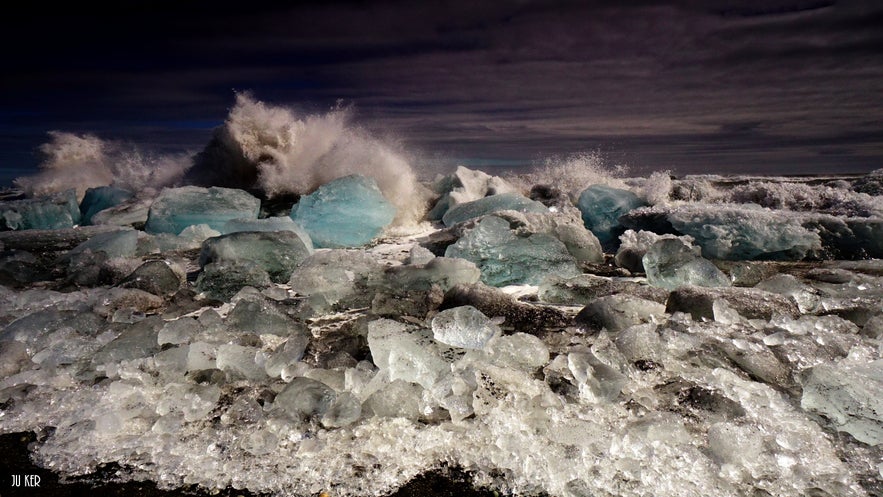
[442,283,570,335]
[665,286,800,321]
[119,260,183,297]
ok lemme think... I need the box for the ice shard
[0,189,81,230]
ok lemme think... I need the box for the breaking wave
[14,132,190,201]
[188,94,429,224]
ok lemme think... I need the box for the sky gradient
[2,0,882,182]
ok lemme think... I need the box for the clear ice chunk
[200,230,313,283]
[643,238,731,289]
[215,344,267,381]
[79,186,133,225]
[576,184,646,246]
[367,319,453,389]
[615,229,695,273]
[220,215,312,241]
[144,186,261,235]
[441,192,548,227]
[801,358,883,445]
[444,215,580,286]
[290,175,396,248]
[287,249,384,312]
[754,274,821,313]
[273,376,336,420]
[431,305,501,350]
[0,189,81,230]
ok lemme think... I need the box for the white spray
[15,131,190,201]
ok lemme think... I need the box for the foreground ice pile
[1,168,883,497]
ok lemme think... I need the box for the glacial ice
[444,215,580,286]
[440,192,548,227]
[576,184,646,245]
[615,229,695,273]
[0,189,81,230]
[219,215,312,241]
[575,295,666,332]
[79,186,133,225]
[428,166,518,220]
[431,305,500,349]
[801,358,883,445]
[66,228,139,259]
[643,238,731,289]
[199,230,313,283]
[666,285,800,321]
[287,249,385,313]
[290,175,396,248]
[144,186,261,234]
[367,319,455,389]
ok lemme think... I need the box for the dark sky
[2,0,882,182]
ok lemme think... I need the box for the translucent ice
[643,238,731,289]
[288,249,384,312]
[0,189,81,230]
[441,192,548,227]
[754,274,821,313]
[273,376,336,420]
[428,166,518,220]
[444,215,580,286]
[66,228,139,259]
[801,358,883,445]
[666,203,821,260]
[200,230,312,283]
[79,186,133,225]
[367,319,453,389]
[144,186,261,234]
[576,184,646,246]
[615,229,695,273]
[290,175,396,248]
[219,216,312,243]
[431,306,500,350]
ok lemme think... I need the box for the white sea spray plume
[15,131,190,201]
[510,151,629,201]
[190,94,429,225]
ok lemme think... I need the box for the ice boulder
[642,238,730,290]
[441,192,548,227]
[290,175,396,248]
[492,210,604,263]
[666,204,821,260]
[367,318,456,389]
[288,249,385,312]
[445,215,580,286]
[615,230,695,273]
[428,166,518,220]
[145,186,261,235]
[66,228,139,259]
[79,186,133,225]
[577,185,646,246]
[431,305,500,349]
[90,196,152,227]
[0,189,81,230]
[200,230,312,283]
[801,359,883,445]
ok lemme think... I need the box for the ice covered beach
[1,99,882,497]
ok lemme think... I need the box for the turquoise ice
[290,175,396,248]
[577,185,646,246]
[441,192,547,227]
[0,190,81,230]
[145,186,261,235]
[79,186,133,225]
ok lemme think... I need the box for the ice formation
[290,175,396,248]
[440,192,548,227]
[1,169,882,497]
[444,215,580,286]
[0,189,81,230]
[79,186,133,225]
[144,186,261,235]
[428,166,518,220]
[577,184,647,246]
[643,238,731,289]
